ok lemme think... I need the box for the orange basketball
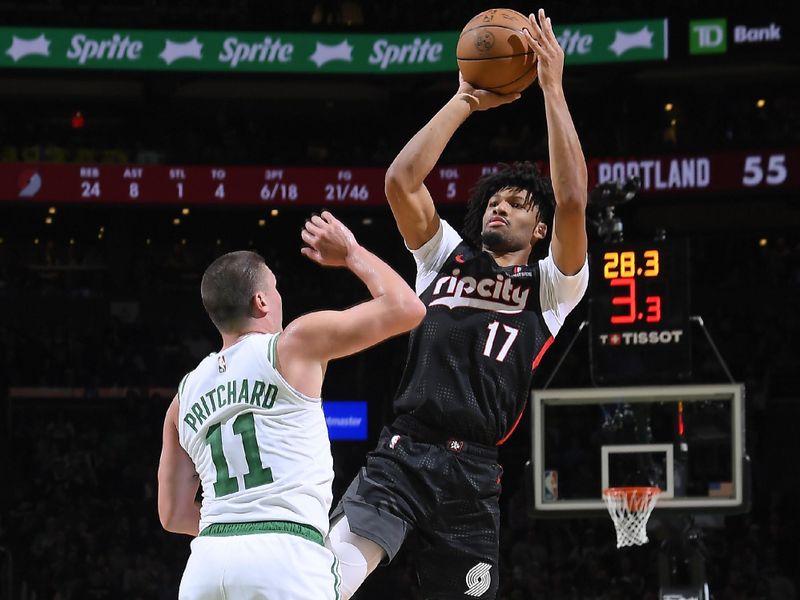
[456,8,538,95]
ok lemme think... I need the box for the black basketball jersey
[393,236,559,446]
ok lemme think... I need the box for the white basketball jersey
[177,332,334,536]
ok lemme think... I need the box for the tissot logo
[598,330,684,346]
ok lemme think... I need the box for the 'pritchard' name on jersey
[393,219,589,446]
[177,333,333,535]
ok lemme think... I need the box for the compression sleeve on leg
[326,515,386,600]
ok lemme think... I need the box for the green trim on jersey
[198,520,323,546]
[267,333,280,369]
[178,373,190,400]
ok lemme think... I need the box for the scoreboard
[2,163,483,206]
[2,148,799,205]
[589,240,692,384]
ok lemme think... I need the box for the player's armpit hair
[461,161,555,251]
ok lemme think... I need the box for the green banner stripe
[0,21,667,73]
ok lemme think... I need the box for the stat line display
[2,148,798,205]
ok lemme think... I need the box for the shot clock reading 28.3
[603,249,661,324]
[590,240,691,384]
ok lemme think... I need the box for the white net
[603,487,660,548]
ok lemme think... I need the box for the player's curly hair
[462,161,555,249]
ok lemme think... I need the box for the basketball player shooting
[157,211,425,600]
[327,9,589,599]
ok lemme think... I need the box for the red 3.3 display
[589,240,691,384]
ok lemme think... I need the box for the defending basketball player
[327,9,588,599]
[157,211,425,600]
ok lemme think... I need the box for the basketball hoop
[603,486,660,548]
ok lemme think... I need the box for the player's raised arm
[277,211,426,397]
[157,396,200,536]
[385,75,520,249]
[524,9,588,275]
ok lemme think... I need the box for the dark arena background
[1,1,799,598]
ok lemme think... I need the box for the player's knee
[327,516,386,600]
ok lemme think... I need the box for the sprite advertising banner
[0,20,667,73]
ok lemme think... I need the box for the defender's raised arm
[278,211,425,397]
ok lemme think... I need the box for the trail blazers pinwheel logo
[18,169,42,198]
[309,40,353,67]
[608,26,654,56]
[159,37,203,65]
[464,562,492,597]
[6,34,51,62]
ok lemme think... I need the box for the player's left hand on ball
[457,71,521,112]
[300,210,357,267]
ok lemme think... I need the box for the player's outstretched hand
[301,210,358,267]
[523,8,564,93]
[457,72,521,112]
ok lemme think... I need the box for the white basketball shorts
[179,532,341,600]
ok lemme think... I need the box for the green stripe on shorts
[331,555,341,600]
[199,520,323,546]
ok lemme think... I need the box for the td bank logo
[690,19,727,54]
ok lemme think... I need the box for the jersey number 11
[205,412,274,497]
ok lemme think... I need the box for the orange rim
[603,487,661,511]
[603,486,661,498]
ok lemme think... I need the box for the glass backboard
[531,384,747,516]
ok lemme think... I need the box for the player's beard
[481,229,513,253]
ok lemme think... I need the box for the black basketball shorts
[330,422,503,599]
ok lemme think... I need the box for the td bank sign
[690,19,783,55]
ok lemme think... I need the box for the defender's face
[481,187,541,253]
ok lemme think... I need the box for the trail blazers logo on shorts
[464,562,492,596]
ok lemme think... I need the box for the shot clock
[589,240,691,384]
